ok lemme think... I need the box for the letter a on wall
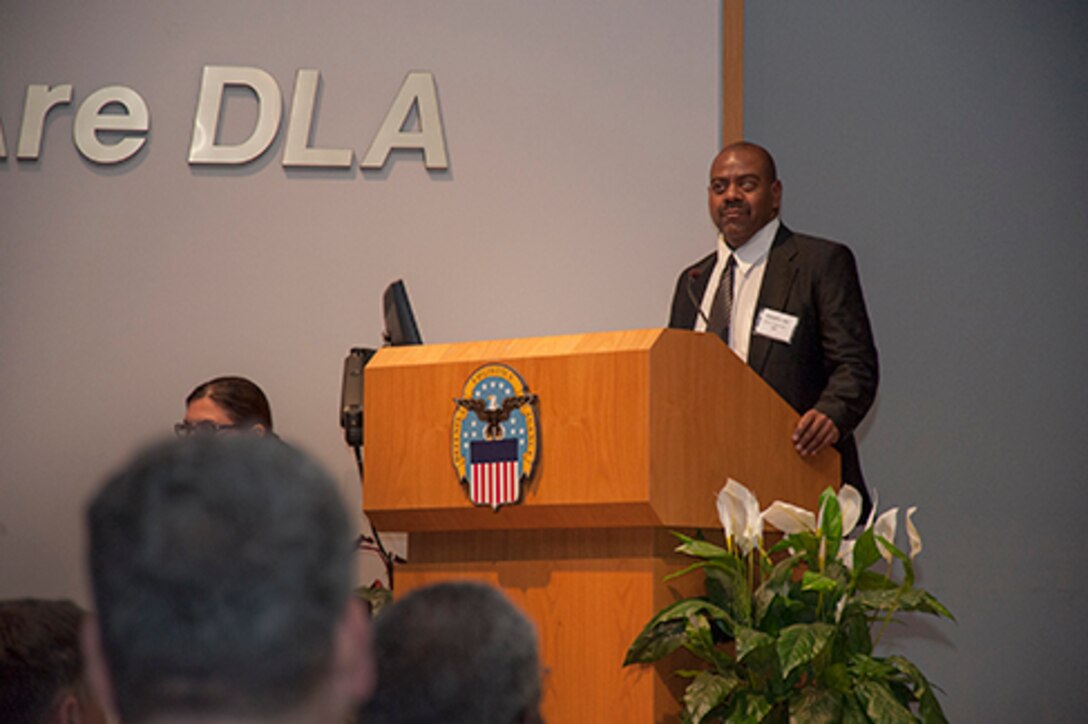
[361,71,448,170]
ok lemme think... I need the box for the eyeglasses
[174,420,245,437]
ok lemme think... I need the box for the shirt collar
[717,217,780,274]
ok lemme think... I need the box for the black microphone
[340,347,376,449]
[685,268,712,328]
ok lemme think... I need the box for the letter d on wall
[189,66,282,165]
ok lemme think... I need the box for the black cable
[352,443,401,591]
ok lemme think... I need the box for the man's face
[707,146,782,248]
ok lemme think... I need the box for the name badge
[754,308,798,344]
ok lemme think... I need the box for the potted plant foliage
[624,480,953,723]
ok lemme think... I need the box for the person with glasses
[174,376,275,438]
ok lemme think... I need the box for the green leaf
[735,625,775,661]
[854,569,897,591]
[624,598,735,665]
[850,527,882,574]
[770,531,821,566]
[884,655,949,723]
[788,686,841,724]
[664,559,716,583]
[684,671,743,723]
[848,653,897,681]
[876,534,916,586]
[683,611,734,671]
[677,537,732,560]
[853,586,954,621]
[776,623,834,679]
[854,680,917,724]
[801,570,840,594]
[706,558,753,627]
[885,655,927,692]
[840,693,869,724]
[725,692,773,724]
[918,685,950,724]
[624,618,688,665]
[854,588,901,612]
[822,662,852,693]
[894,590,954,620]
[838,604,873,657]
[754,551,805,625]
[818,487,843,560]
[354,583,393,616]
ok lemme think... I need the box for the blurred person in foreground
[0,598,108,724]
[82,435,373,723]
[361,580,542,724]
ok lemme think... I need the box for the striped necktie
[706,254,736,344]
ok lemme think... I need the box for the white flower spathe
[905,506,922,560]
[761,500,816,534]
[837,485,863,534]
[839,538,856,569]
[873,507,899,563]
[716,478,762,555]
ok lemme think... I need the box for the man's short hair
[362,581,541,724]
[0,599,86,724]
[86,436,354,722]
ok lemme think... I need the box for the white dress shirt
[694,217,780,363]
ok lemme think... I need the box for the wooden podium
[363,329,838,722]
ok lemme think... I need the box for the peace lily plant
[624,480,953,723]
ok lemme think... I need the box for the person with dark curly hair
[0,598,107,724]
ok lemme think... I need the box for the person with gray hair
[361,580,543,724]
[0,598,107,724]
[82,435,374,723]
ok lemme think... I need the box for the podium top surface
[367,328,669,368]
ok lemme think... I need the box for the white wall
[0,3,717,597]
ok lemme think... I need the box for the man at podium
[669,142,879,513]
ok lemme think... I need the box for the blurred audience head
[362,580,542,724]
[84,435,372,723]
[0,598,107,724]
[176,376,274,437]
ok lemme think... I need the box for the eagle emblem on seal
[451,364,539,510]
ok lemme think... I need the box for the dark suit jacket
[669,223,879,506]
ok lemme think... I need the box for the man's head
[362,581,542,724]
[0,599,107,724]
[708,141,782,249]
[84,436,372,722]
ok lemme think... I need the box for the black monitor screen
[382,279,423,346]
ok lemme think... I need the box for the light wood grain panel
[649,330,839,524]
[364,331,663,530]
[722,0,744,145]
[364,329,837,530]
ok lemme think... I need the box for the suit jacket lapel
[687,253,716,323]
[749,224,798,375]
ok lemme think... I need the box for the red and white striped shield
[469,439,520,509]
